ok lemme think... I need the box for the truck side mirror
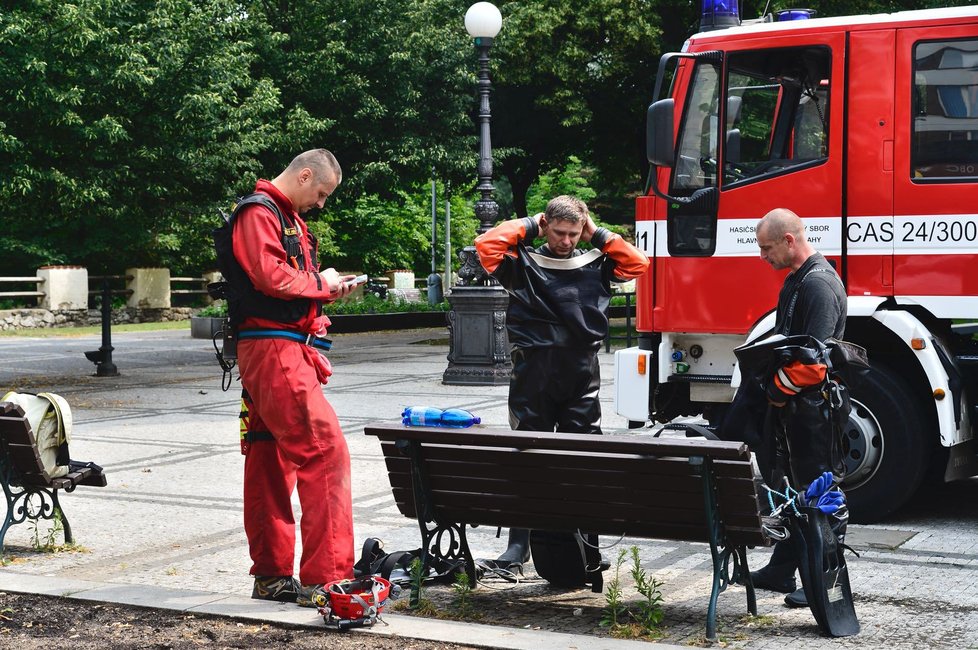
[646,98,675,167]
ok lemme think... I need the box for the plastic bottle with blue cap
[401,406,481,428]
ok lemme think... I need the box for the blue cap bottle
[439,408,481,428]
[401,406,444,427]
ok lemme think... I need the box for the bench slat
[0,415,39,448]
[379,444,757,482]
[365,424,750,461]
[381,441,750,476]
[383,472,762,513]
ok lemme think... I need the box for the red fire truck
[614,4,978,522]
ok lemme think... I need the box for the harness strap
[237,329,333,351]
[245,430,275,443]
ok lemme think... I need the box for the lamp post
[443,1,512,386]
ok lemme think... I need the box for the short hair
[757,208,804,240]
[285,149,342,184]
[544,195,588,224]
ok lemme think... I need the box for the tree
[0,0,299,275]
[486,0,664,221]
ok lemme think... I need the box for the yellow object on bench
[0,399,107,551]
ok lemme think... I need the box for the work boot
[784,587,808,608]
[251,575,300,603]
[493,528,531,570]
[296,583,328,608]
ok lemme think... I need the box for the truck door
[893,25,978,308]
[847,30,896,297]
[665,31,846,334]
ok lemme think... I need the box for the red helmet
[323,576,392,621]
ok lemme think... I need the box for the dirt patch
[0,591,477,650]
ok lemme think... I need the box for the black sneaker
[252,575,300,602]
[749,565,797,594]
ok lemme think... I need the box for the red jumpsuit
[232,179,354,587]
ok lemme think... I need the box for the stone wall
[0,307,194,331]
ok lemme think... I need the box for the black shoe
[784,587,808,608]
[252,575,300,602]
[750,565,797,594]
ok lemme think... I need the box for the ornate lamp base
[443,285,512,386]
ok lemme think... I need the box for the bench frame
[0,401,106,551]
[366,424,767,640]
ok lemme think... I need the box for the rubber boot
[494,528,531,570]
[750,539,798,593]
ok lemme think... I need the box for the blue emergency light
[699,0,741,32]
[775,8,817,21]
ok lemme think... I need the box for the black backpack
[210,193,320,329]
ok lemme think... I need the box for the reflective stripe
[777,367,803,394]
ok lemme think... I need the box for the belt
[237,329,333,351]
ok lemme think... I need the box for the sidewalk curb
[0,570,685,650]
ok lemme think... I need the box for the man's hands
[580,215,597,243]
[321,268,357,299]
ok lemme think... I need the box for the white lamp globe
[465,2,502,38]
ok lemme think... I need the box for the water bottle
[401,406,444,426]
[439,408,481,428]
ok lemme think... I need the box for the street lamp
[443,1,512,386]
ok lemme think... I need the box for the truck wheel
[842,363,930,523]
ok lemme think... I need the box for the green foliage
[629,546,665,633]
[603,546,666,638]
[196,301,227,318]
[600,548,629,628]
[525,156,598,216]
[1,0,967,278]
[318,181,478,277]
[327,294,449,315]
[451,570,475,618]
[0,0,293,275]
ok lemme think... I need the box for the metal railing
[88,275,133,298]
[0,276,44,301]
[170,276,208,297]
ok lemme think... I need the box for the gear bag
[1,391,72,478]
[353,537,465,586]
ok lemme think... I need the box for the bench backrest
[0,402,57,486]
[365,424,767,547]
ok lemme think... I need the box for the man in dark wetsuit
[474,195,649,569]
[750,208,848,608]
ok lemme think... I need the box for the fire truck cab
[616,5,978,522]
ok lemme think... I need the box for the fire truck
[614,4,978,522]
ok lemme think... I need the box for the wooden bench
[365,423,771,640]
[0,401,107,551]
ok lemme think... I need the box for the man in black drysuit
[474,195,649,569]
[731,208,848,608]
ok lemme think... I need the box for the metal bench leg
[400,439,475,606]
[51,490,72,545]
[735,545,757,615]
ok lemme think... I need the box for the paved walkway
[0,327,976,648]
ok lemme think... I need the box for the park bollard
[427,272,443,304]
[84,280,119,376]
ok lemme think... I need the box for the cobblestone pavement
[0,328,976,649]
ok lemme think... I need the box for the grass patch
[0,321,190,338]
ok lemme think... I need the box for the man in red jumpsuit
[227,149,357,606]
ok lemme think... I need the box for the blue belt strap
[238,329,333,351]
